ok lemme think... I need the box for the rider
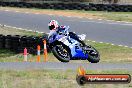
[48,20,87,48]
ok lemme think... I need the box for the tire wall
[0,34,49,55]
[0,1,132,12]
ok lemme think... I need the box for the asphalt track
[0,62,132,70]
[0,10,132,71]
[0,10,132,47]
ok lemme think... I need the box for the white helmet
[48,20,59,30]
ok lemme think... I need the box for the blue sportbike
[48,27,100,63]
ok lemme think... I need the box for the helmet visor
[49,25,55,30]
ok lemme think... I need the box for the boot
[82,44,92,51]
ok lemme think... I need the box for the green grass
[0,49,15,58]
[0,25,43,36]
[0,41,132,63]
[86,41,132,63]
[22,9,132,22]
[100,12,132,22]
[0,69,131,88]
[63,10,132,22]
[34,8,132,22]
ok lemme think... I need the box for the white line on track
[5,10,9,12]
[0,24,34,33]
[106,20,113,22]
[108,22,132,26]
[106,43,110,44]
[98,19,103,20]
[88,18,93,20]
[58,15,63,17]
[111,44,115,45]
[118,45,123,47]
[124,46,128,48]
[78,17,83,19]
[117,21,122,22]
[85,39,132,48]
[99,42,103,43]
[84,20,132,26]
[25,12,29,14]
[15,11,20,13]
[48,14,53,16]
[92,41,96,43]
[35,13,40,15]
[122,21,130,23]
[67,16,71,18]
[67,19,132,26]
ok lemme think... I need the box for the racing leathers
[48,25,86,46]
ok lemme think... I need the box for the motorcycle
[48,26,100,63]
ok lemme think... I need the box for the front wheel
[52,44,71,62]
[86,45,100,63]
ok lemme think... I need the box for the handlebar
[58,26,69,36]
[64,26,69,36]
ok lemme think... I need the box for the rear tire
[52,44,70,62]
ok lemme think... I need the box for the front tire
[52,44,71,62]
[86,45,100,63]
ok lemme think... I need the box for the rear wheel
[52,44,70,62]
[86,45,100,63]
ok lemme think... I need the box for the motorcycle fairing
[59,37,88,59]
[49,33,88,60]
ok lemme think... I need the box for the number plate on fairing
[59,36,71,46]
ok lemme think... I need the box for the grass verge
[0,69,131,88]
[86,41,132,63]
[1,7,132,22]
[0,25,43,36]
